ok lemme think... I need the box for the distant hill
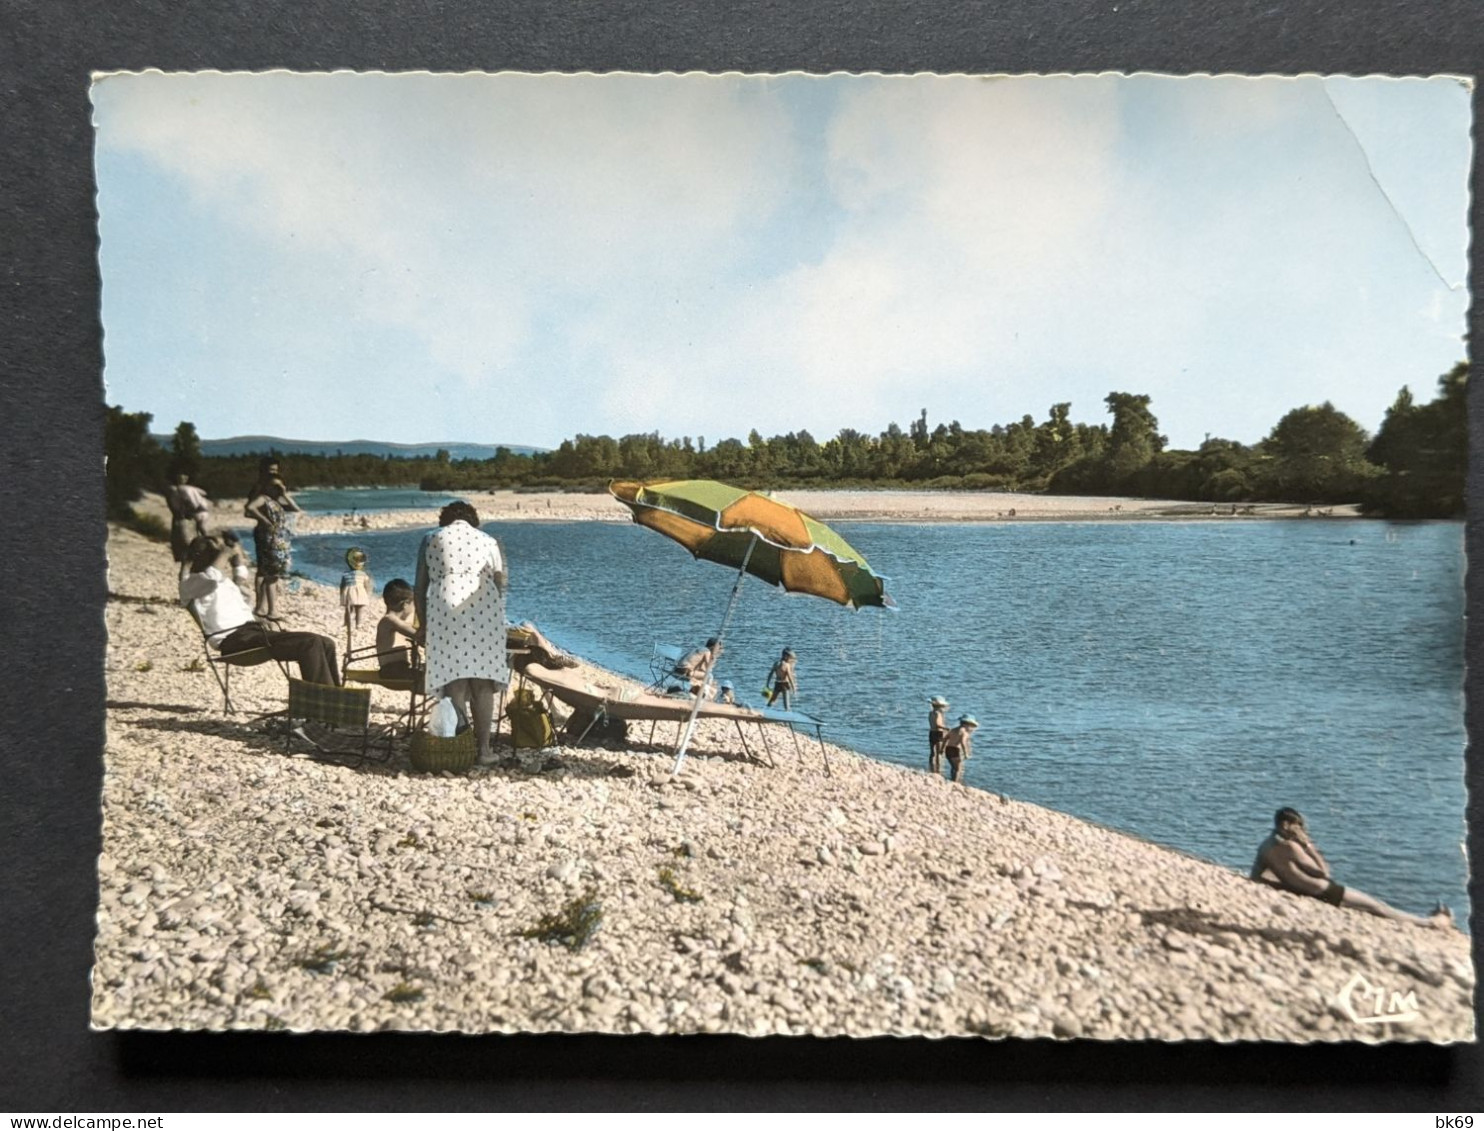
[157,435,547,460]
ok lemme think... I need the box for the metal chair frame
[185,605,291,714]
[341,642,428,745]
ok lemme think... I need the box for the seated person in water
[940,714,978,785]
[1250,808,1452,929]
[678,637,722,697]
[375,578,424,685]
[766,647,798,710]
[927,695,950,775]
[179,535,342,686]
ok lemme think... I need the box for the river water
[279,510,1467,919]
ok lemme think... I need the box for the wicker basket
[409,729,477,773]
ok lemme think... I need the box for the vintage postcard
[91,71,1472,1041]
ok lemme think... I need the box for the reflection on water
[291,519,1468,918]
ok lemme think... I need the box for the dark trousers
[220,623,341,686]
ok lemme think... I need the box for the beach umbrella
[608,478,894,769]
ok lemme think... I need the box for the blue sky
[91,72,1471,451]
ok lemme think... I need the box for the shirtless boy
[927,695,950,775]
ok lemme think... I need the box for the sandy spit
[133,489,1361,536]
[95,525,1469,1040]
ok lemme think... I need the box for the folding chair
[282,678,379,764]
[186,606,289,714]
[342,643,427,741]
[646,642,694,695]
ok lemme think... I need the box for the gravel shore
[132,488,1359,536]
[96,525,1471,1040]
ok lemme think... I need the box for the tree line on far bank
[105,361,1468,523]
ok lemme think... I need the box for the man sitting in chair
[677,637,722,698]
[180,535,342,686]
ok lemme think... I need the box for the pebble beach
[96,522,1472,1041]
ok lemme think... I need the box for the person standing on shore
[244,478,298,622]
[416,500,510,766]
[1250,808,1453,928]
[927,695,950,775]
[340,548,374,639]
[941,714,978,784]
[165,471,212,564]
[766,647,798,710]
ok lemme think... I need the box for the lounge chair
[521,662,831,774]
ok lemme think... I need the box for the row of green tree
[105,362,1467,521]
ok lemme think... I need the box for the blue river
[272,506,1468,920]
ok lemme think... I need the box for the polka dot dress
[421,520,509,695]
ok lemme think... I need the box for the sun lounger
[518,662,829,772]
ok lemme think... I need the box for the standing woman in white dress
[415,501,510,764]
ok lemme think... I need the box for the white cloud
[93,72,1470,449]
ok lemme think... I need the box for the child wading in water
[340,548,374,640]
[941,714,978,784]
[928,695,950,775]
[376,578,423,686]
[766,647,798,710]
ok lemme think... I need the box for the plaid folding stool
[283,678,379,762]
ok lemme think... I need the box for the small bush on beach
[657,866,702,904]
[182,658,204,673]
[134,660,153,673]
[384,982,425,1004]
[245,977,272,1001]
[520,887,603,950]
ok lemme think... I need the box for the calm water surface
[286,518,1467,919]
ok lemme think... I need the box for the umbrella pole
[672,533,758,774]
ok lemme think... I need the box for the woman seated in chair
[375,578,424,688]
[179,535,341,686]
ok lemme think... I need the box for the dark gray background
[2,0,1480,1111]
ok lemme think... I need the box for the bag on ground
[506,686,555,749]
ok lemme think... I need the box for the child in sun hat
[340,547,374,636]
[928,695,950,776]
[941,714,979,785]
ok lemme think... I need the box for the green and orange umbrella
[608,478,894,770]
[608,478,894,610]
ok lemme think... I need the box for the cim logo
[1337,972,1421,1025]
